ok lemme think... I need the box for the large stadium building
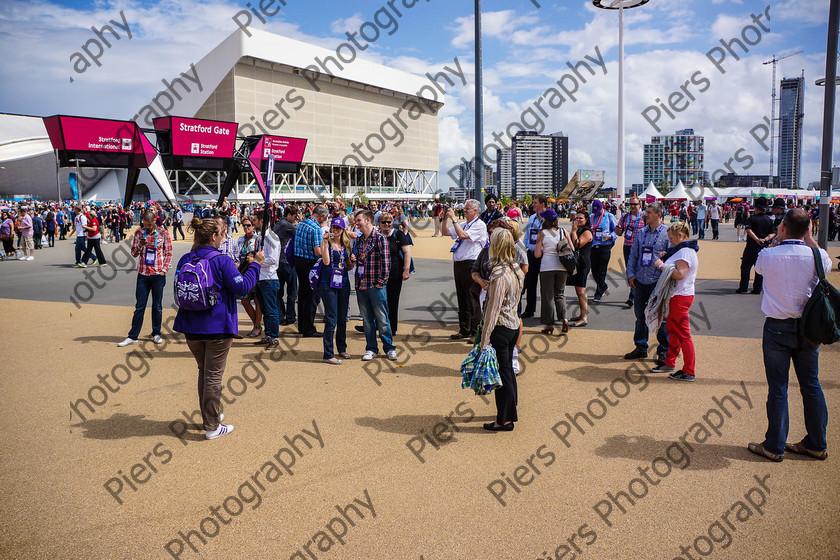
[0,29,443,202]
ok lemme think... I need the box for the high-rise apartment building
[496,148,512,197]
[643,128,704,188]
[458,161,494,197]
[509,131,569,198]
[777,75,804,189]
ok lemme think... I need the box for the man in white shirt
[252,212,282,350]
[442,199,488,340]
[708,202,721,240]
[748,209,832,462]
[71,205,89,267]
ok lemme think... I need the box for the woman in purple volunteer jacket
[174,217,265,440]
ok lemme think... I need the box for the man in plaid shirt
[118,211,173,347]
[352,209,397,361]
[294,206,329,337]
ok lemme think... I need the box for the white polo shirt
[449,217,488,262]
[755,241,832,319]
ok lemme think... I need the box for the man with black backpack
[748,209,832,462]
[118,211,173,347]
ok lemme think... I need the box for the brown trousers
[186,338,233,431]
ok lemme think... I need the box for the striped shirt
[480,264,524,349]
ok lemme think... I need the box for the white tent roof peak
[665,181,690,200]
[641,182,663,199]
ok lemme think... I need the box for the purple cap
[330,217,346,229]
[591,199,602,213]
[540,209,558,221]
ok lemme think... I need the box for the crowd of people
[2,192,834,456]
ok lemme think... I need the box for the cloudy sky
[0,0,836,190]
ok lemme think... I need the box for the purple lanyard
[780,240,805,246]
[643,226,662,249]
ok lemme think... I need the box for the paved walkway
[0,221,838,559]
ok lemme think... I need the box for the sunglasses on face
[380,221,392,225]
[242,223,253,228]
[628,203,640,206]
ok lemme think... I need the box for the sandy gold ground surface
[1,219,839,560]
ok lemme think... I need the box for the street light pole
[474,0,485,211]
[593,0,649,204]
[54,150,61,202]
[816,0,838,249]
[617,2,625,203]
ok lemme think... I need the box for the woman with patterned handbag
[481,228,525,432]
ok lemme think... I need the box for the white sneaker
[26,256,34,261]
[117,337,138,347]
[153,335,163,344]
[206,423,234,440]
[512,347,521,375]
[387,350,398,360]
[362,351,378,361]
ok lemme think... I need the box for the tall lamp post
[593,0,649,203]
[474,0,485,210]
[815,0,838,249]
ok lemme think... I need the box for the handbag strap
[812,247,826,282]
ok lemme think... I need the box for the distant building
[510,131,569,199]
[496,148,512,197]
[448,186,468,202]
[714,173,779,190]
[643,128,705,188]
[458,161,494,198]
[777,75,804,189]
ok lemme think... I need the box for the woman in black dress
[568,210,593,327]
[379,212,412,334]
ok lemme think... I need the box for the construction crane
[763,51,803,178]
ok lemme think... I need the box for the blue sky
[0,0,835,189]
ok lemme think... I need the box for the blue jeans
[697,219,705,238]
[632,281,669,354]
[320,280,350,359]
[75,236,87,264]
[277,261,297,324]
[257,279,280,339]
[128,274,165,339]
[761,320,826,456]
[357,286,395,353]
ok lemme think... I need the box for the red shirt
[86,215,100,238]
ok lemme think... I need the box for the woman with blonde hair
[174,217,265,439]
[481,228,525,431]
[652,221,699,381]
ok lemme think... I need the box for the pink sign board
[255,135,307,163]
[44,116,137,153]
[154,117,237,158]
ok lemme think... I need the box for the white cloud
[774,0,832,26]
[330,14,365,36]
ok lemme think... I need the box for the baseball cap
[330,217,346,229]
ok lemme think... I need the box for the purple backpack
[174,251,222,311]
[284,231,296,267]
